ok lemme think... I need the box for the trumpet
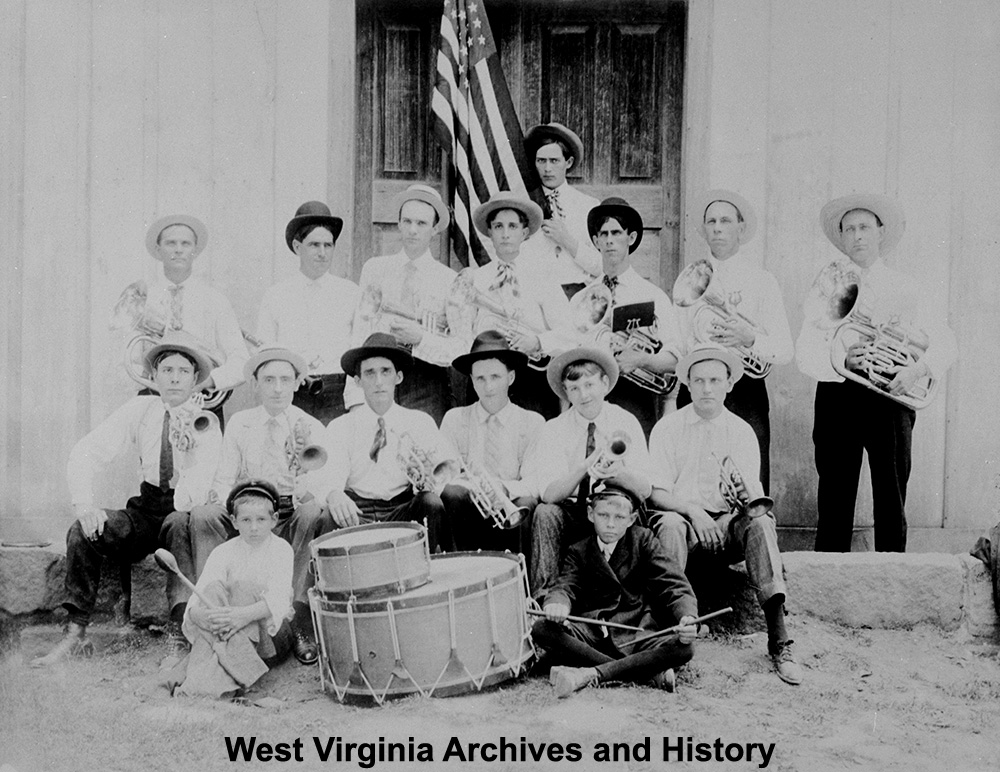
[713,453,772,518]
[570,284,676,395]
[447,268,550,370]
[589,430,630,477]
[805,261,938,410]
[359,284,450,338]
[395,431,460,495]
[451,460,529,530]
[672,260,771,378]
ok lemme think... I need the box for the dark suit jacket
[545,525,698,649]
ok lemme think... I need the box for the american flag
[431,0,540,266]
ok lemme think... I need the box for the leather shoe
[770,640,803,685]
[292,628,318,665]
[160,622,190,668]
[651,668,676,693]
[31,622,92,667]
[550,665,598,698]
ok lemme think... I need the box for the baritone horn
[804,261,938,410]
[713,453,772,518]
[672,259,771,378]
[589,430,630,477]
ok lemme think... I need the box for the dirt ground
[1,614,998,772]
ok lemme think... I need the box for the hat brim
[452,347,528,376]
[391,188,451,234]
[285,215,344,252]
[820,194,905,257]
[546,346,620,401]
[244,348,309,384]
[676,346,745,387]
[693,189,758,245]
[472,197,544,238]
[146,215,209,259]
[587,203,644,253]
[340,345,413,378]
[525,123,585,166]
[143,341,216,391]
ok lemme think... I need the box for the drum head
[310,521,426,557]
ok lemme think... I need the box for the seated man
[648,344,803,685]
[33,331,221,666]
[532,479,698,698]
[525,346,653,596]
[189,347,335,665]
[324,333,455,552]
[440,331,544,555]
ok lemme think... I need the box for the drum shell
[310,522,431,600]
[310,552,533,702]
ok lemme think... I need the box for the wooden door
[354,0,686,291]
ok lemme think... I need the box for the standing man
[189,347,336,664]
[352,184,462,424]
[440,331,545,555]
[33,332,221,666]
[582,197,682,439]
[796,194,957,552]
[257,201,360,425]
[454,193,576,418]
[674,191,793,492]
[522,123,602,298]
[648,344,802,685]
[324,333,456,553]
[113,215,249,413]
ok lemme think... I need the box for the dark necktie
[167,284,184,330]
[546,189,564,220]
[489,262,520,299]
[577,421,597,510]
[602,274,619,300]
[370,417,387,462]
[159,409,174,490]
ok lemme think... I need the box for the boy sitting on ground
[532,478,698,698]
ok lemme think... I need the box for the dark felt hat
[285,201,344,252]
[340,332,413,377]
[587,197,644,253]
[452,330,528,375]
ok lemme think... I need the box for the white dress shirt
[440,400,544,501]
[521,182,602,285]
[523,402,653,501]
[352,250,463,367]
[212,405,331,504]
[649,404,765,512]
[325,402,453,501]
[590,266,684,358]
[139,274,250,391]
[677,252,794,368]
[795,257,958,382]
[183,534,293,640]
[66,395,221,512]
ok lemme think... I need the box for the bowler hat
[452,330,528,375]
[546,346,619,401]
[145,215,209,259]
[390,184,451,234]
[525,122,585,165]
[143,329,218,391]
[820,193,905,257]
[693,189,758,245]
[587,197,644,253]
[472,194,544,237]
[285,201,344,252]
[244,347,308,384]
[340,332,413,377]
[676,343,744,387]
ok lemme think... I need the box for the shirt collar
[571,403,606,428]
[598,537,619,559]
[683,404,728,427]
[545,181,570,196]
[258,406,292,426]
[476,400,512,425]
[398,250,434,267]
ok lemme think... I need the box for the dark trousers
[64,482,184,624]
[511,365,562,420]
[532,619,694,684]
[813,380,915,552]
[396,358,454,425]
[440,485,535,561]
[346,489,454,553]
[609,377,669,442]
[678,375,771,493]
[292,373,348,426]
[530,502,592,598]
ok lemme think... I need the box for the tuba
[570,284,677,395]
[804,261,938,410]
[713,453,772,518]
[672,260,771,378]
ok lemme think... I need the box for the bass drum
[309,552,534,704]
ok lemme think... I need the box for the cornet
[672,260,771,378]
[359,284,450,338]
[589,430,630,477]
[452,460,529,530]
[286,419,328,476]
[570,284,677,395]
[713,453,772,518]
[395,431,460,495]
[169,393,220,466]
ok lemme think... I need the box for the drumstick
[153,548,217,608]
[619,607,732,649]
[526,607,647,634]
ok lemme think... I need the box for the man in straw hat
[351,184,463,424]
[256,201,361,425]
[648,343,802,685]
[534,477,698,698]
[440,330,545,555]
[796,194,957,553]
[523,346,655,595]
[455,192,576,418]
[674,191,793,493]
[112,214,250,409]
[324,333,457,553]
[522,122,603,297]
[582,196,683,439]
[33,331,222,667]
[187,347,335,665]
